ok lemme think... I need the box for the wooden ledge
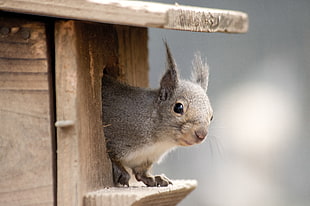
[0,0,248,33]
[84,180,197,206]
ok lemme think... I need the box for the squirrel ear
[158,42,179,101]
[191,52,209,92]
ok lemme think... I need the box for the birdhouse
[0,1,248,205]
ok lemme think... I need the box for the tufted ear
[191,52,209,92]
[158,42,179,101]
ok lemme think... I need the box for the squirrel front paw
[135,173,172,187]
[154,175,173,187]
[112,161,130,186]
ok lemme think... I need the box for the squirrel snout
[194,127,208,140]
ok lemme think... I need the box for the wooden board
[84,180,197,206]
[115,25,149,87]
[0,16,54,206]
[55,20,149,206]
[0,0,248,33]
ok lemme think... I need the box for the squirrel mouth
[177,128,207,146]
[178,134,205,146]
[178,138,196,146]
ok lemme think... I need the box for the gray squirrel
[102,42,213,187]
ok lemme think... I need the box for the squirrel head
[155,42,213,146]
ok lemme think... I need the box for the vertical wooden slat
[55,21,115,206]
[116,25,149,88]
[0,16,54,206]
[55,20,149,206]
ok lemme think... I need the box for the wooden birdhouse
[0,1,248,205]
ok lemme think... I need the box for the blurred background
[145,0,310,205]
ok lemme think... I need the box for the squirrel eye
[173,103,184,114]
[210,115,214,121]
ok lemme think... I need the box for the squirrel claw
[112,161,130,187]
[117,173,130,187]
[155,175,172,187]
[136,173,172,187]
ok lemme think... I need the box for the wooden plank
[0,59,48,73]
[84,180,197,206]
[55,21,114,206]
[0,0,248,33]
[0,16,54,206]
[0,17,47,59]
[116,25,149,87]
[0,72,48,91]
[55,20,150,206]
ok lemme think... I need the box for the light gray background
[146,0,310,205]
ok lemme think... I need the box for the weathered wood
[84,180,197,206]
[0,0,248,33]
[55,20,149,206]
[0,16,54,206]
[116,25,149,87]
[0,72,48,90]
[0,59,48,73]
[55,20,112,206]
[166,7,248,33]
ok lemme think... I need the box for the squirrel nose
[195,127,208,140]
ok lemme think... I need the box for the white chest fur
[121,141,176,168]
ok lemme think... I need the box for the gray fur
[191,52,209,91]
[102,43,213,187]
[158,41,179,101]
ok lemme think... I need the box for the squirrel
[102,42,213,187]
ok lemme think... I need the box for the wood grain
[0,0,248,33]
[116,25,149,87]
[55,21,116,206]
[84,180,197,206]
[0,16,54,206]
[55,20,150,206]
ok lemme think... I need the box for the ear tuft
[158,42,179,101]
[191,52,209,92]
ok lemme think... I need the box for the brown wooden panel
[0,16,47,59]
[0,16,54,206]
[0,72,48,90]
[116,25,149,88]
[0,59,48,73]
[55,20,114,206]
[0,0,248,33]
[84,180,197,206]
[55,20,149,206]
